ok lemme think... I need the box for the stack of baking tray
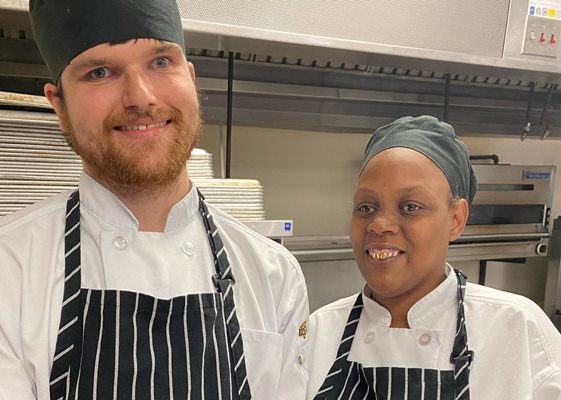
[187,148,214,178]
[0,98,81,217]
[192,178,266,220]
[0,91,265,221]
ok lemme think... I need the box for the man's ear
[449,198,469,242]
[44,82,69,132]
[187,61,196,80]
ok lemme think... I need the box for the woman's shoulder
[465,282,544,313]
[465,282,561,347]
[465,282,561,392]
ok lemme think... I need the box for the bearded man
[0,0,309,399]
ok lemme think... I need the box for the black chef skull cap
[360,115,477,205]
[30,0,186,83]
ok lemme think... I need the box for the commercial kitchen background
[197,126,561,311]
[1,0,561,317]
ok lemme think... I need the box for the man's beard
[60,105,202,195]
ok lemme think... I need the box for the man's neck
[89,170,191,232]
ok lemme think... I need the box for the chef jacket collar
[78,172,200,232]
[361,264,458,328]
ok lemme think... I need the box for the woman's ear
[449,198,469,242]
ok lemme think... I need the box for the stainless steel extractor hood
[1,0,561,136]
[176,0,561,84]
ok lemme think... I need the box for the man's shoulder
[207,204,306,287]
[311,294,359,322]
[208,203,296,258]
[0,191,70,236]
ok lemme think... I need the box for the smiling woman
[350,147,468,327]
[306,115,561,400]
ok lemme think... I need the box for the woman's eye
[356,204,375,213]
[402,203,421,213]
[154,57,170,69]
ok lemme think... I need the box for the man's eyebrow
[68,58,111,74]
[151,43,179,55]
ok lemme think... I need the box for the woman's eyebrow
[397,185,427,195]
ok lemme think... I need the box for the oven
[452,162,555,261]
[284,161,556,264]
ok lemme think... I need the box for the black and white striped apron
[49,190,252,400]
[314,269,474,400]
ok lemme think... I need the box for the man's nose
[121,69,157,110]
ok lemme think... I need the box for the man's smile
[115,119,171,132]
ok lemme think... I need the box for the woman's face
[350,147,468,307]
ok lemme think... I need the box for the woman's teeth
[367,249,400,260]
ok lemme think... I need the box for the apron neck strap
[450,269,474,399]
[195,188,252,398]
[196,188,235,292]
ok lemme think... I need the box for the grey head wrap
[30,0,186,83]
[360,115,477,205]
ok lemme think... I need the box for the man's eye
[154,57,170,69]
[88,67,108,79]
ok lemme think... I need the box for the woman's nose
[366,211,399,235]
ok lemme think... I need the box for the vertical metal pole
[219,122,226,179]
[539,83,557,139]
[226,52,234,178]
[443,73,450,123]
[478,260,487,285]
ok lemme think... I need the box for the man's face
[350,147,468,308]
[45,39,202,194]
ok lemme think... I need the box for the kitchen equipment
[285,161,556,263]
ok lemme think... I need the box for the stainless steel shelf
[284,235,550,263]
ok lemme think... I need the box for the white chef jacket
[0,173,309,400]
[307,265,561,400]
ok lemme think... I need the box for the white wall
[198,125,561,310]
[198,125,367,236]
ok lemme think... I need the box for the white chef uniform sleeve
[530,306,561,400]
[276,254,309,400]
[534,370,561,399]
[0,242,36,399]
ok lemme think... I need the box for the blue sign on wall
[523,170,551,180]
